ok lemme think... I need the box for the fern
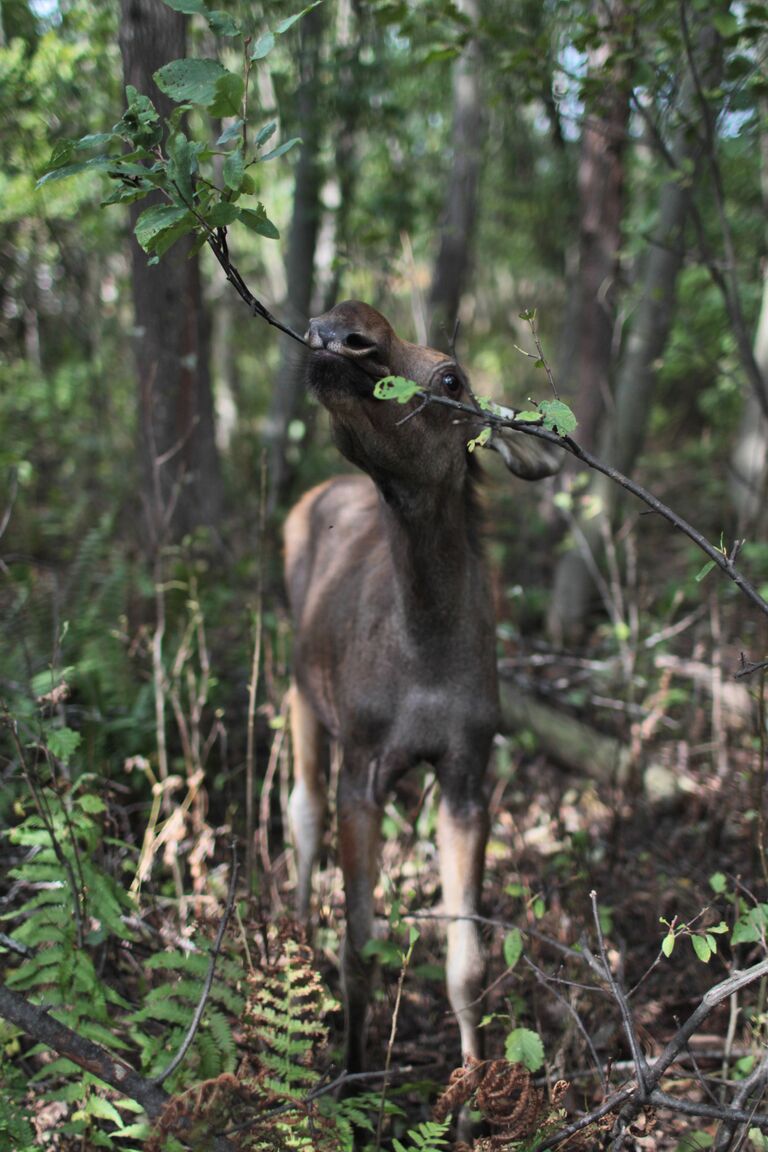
[0,1056,36,1152]
[126,945,244,1087]
[391,1118,452,1152]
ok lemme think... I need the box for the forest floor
[260,586,767,1151]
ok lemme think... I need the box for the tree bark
[547,21,722,645]
[568,1,631,453]
[0,983,236,1150]
[729,103,768,532]
[427,0,485,351]
[264,4,326,514]
[119,0,222,552]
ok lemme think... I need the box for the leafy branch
[373,332,768,629]
[37,0,319,347]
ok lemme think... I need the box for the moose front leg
[437,789,489,1061]
[288,681,328,923]
[337,767,382,1074]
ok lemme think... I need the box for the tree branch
[0,983,237,1150]
[419,388,768,622]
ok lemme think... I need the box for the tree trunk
[119,0,222,553]
[427,0,485,351]
[264,4,326,515]
[569,1,630,453]
[547,21,722,645]
[729,105,768,533]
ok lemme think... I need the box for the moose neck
[376,470,482,628]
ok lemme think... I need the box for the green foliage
[391,1118,451,1152]
[538,399,577,435]
[373,375,422,404]
[503,927,523,970]
[37,2,324,261]
[1,767,245,1148]
[128,949,244,1086]
[504,1026,546,1073]
[0,1055,36,1152]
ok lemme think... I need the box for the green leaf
[250,31,275,60]
[732,905,768,945]
[712,11,740,38]
[239,206,280,238]
[46,727,82,765]
[258,137,301,163]
[223,147,244,191]
[217,119,244,145]
[37,156,113,188]
[164,0,209,12]
[154,58,228,106]
[467,427,492,453]
[77,793,106,815]
[134,204,191,251]
[209,70,244,118]
[166,131,195,206]
[205,202,239,227]
[695,559,717,582]
[101,182,154,206]
[538,398,577,434]
[502,928,523,970]
[514,409,544,422]
[152,218,196,259]
[374,376,422,404]
[256,120,277,147]
[661,930,676,958]
[83,1096,125,1125]
[691,934,712,963]
[275,1,323,34]
[504,1027,545,1072]
[709,872,727,894]
[75,132,118,151]
[207,9,240,35]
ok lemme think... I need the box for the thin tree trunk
[427,0,485,351]
[119,0,222,552]
[570,1,630,453]
[321,0,363,312]
[547,21,722,645]
[264,4,325,515]
[729,103,768,532]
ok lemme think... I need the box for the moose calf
[284,300,560,1074]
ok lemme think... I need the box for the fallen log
[499,676,631,786]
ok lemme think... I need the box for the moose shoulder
[284,300,561,1075]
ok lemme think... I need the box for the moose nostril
[306,319,335,349]
[344,333,376,352]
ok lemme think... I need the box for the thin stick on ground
[152,846,239,1086]
[376,937,416,1150]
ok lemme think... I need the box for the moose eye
[442,372,461,393]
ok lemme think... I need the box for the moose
[284,300,561,1076]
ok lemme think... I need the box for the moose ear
[486,410,564,481]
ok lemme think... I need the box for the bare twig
[245,453,267,894]
[587,891,649,1096]
[375,939,415,1149]
[417,387,768,622]
[207,229,307,347]
[151,846,239,1087]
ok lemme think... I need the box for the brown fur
[285,301,557,1075]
